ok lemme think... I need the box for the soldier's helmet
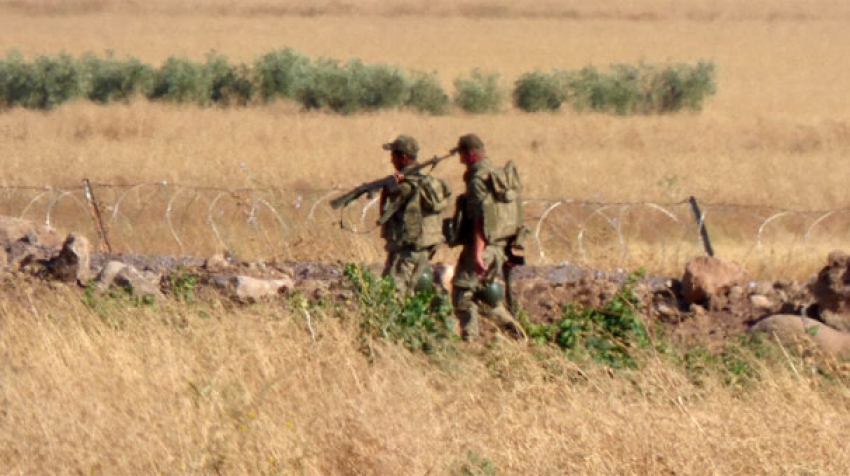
[475,281,505,307]
[413,265,434,293]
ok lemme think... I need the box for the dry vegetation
[3,1,850,473]
[3,278,850,475]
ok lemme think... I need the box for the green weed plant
[343,263,455,358]
[526,269,650,368]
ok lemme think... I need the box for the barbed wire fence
[3,180,849,277]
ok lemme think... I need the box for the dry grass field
[3,278,850,475]
[3,1,850,474]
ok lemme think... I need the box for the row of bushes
[0,49,716,115]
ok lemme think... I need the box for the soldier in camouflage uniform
[380,134,452,295]
[450,134,526,341]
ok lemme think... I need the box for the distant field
[1,0,850,277]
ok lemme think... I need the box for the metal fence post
[83,179,113,254]
[688,195,714,257]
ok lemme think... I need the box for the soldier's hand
[474,258,488,278]
[393,173,405,183]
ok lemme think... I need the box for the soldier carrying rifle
[332,134,453,295]
[445,133,527,341]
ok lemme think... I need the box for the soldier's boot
[482,303,527,342]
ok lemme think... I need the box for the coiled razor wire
[4,182,850,269]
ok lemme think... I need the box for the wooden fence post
[82,179,113,254]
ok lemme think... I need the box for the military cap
[457,133,485,152]
[382,134,419,158]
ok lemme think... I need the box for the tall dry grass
[1,278,849,474]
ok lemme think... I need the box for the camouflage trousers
[451,286,525,341]
[382,246,434,296]
[451,242,525,341]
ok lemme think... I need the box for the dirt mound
[3,216,847,356]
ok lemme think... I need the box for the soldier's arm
[469,175,490,276]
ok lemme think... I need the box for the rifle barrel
[329,148,457,210]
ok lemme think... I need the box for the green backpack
[481,160,525,244]
[383,175,452,250]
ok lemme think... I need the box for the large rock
[0,215,63,248]
[751,314,850,359]
[43,233,91,284]
[681,256,748,306]
[212,274,295,302]
[97,261,163,298]
[809,250,850,332]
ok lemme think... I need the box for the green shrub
[292,57,356,113]
[348,60,410,109]
[567,64,643,115]
[32,53,81,109]
[0,51,80,110]
[146,56,208,104]
[343,263,455,358]
[0,51,34,108]
[406,71,449,115]
[79,52,152,104]
[204,53,254,106]
[565,61,717,115]
[253,47,311,102]
[651,60,717,112]
[453,69,503,113]
[526,269,650,368]
[513,70,568,112]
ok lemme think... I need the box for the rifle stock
[329,148,458,210]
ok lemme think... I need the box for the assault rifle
[330,148,458,210]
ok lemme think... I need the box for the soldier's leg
[452,286,480,341]
[479,300,527,340]
[383,249,419,295]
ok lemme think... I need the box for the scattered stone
[728,285,744,302]
[204,252,230,270]
[212,274,295,302]
[97,260,163,298]
[749,294,774,310]
[689,303,706,316]
[655,302,680,320]
[750,281,775,296]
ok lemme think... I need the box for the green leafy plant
[453,69,503,113]
[681,333,772,387]
[253,47,311,102]
[565,61,717,115]
[204,53,254,106]
[166,267,198,303]
[513,70,568,112]
[78,52,152,104]
[526,269,650,368]
[452,451,497,476]
[343,263,455,357]
[146,56,208,104]
[406,70,449,115]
